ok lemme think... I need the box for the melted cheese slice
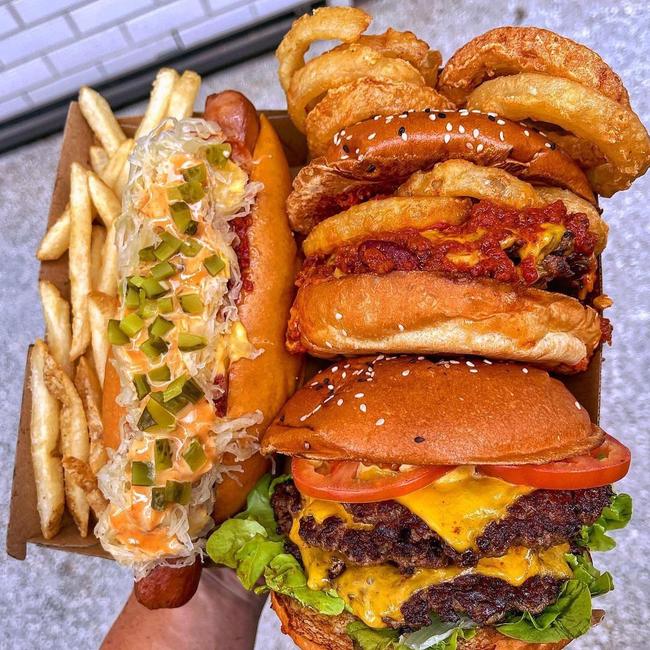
[394,466,533,551]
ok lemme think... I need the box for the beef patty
[271,480,612,571]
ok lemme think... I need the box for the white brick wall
[0,0,314,122]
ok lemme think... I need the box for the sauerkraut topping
[97,118,263,576]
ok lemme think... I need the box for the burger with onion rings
[286,110,611,372]
[206,356,632,649]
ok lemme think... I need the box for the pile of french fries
[30,68,202,540]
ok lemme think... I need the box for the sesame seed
[466,360,475,367]
[482,359,492,365]
[444,134,451,144]
[325,341,333,348]
[414,436,425,443]
[340,154,349,160]
[342,144,349,153]
[346,134,352,140]
[524,129,530,137]
[438,112,447,118]
[487,114,496,121]
[331,366,339,373]
[424,107,431,113]
[575,401,582,410]
[337,399,343,406]
[341,329,348,336]
[360,403,367,413]
[386,116,394,123]
[429,113,436,121]
[304,441,310,449]
[522,368,529,374]
[459,109,469,116]
[375,418,385,426]
[341,372,347,379]
[446,122,453,132]
[417,356,425,360]
[471,109,481,114]
[358,154,365,161]
[469,368,478,373]
[499,131,505,141]
[355,148,360,154]
[398,126,406,136]
[472,128,479,138]
[368,132,376,140]
[335,312,343,320]
[373,114,381,120]
[545,142,552,148]
[402,369,410,377]
[340,129,346,135]
[401,132,408,141]
[449,360,460,364]
[313,404,321,413]
[398,323,405,331]
[354,392,365,398]
[310,381,319,387]
[327,384,335,390]
[299,414,309,422]
[376,355,385,361]
[398,112,409,118]
[476,143,484,153]
[344,363,350,368]
[458,125,466,134]
[367,164,376,173]
[497,119,506,125]
[466,142,474,150]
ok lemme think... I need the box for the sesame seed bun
[287,271,603,372]
[270,592,577,650]
[261,356,604,466]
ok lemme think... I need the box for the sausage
[133,91,262,610]
[204,90,260,160]
[134,558,202,609]
[286,110,595,233]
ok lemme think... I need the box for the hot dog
[99,91,301,609]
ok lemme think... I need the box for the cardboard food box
[6,103,602,562]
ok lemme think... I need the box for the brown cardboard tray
[6,103,601,562]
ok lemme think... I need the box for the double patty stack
[207,8,647,649]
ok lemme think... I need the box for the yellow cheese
[395,466,533,552]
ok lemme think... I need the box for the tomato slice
[479,434,631,490]
[291,458,451,503]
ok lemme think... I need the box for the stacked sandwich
[207,8,647,649]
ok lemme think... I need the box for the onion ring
[541,130,607,170]
[305,79,454,157]
[397,159,544,209]
[438,26,630,106]
[467,73,650,195]
[536,186,608,254]
[333,28,442,86]
[303,196,470,257]
[275,6,370,93]
[288,45,425,133]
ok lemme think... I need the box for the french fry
[113,155,132,198]
[36,206,70,260]
[135,67,179,139]
[88,171,121,227]
[89,145,108,175]
[62,457,107,517]
[42,345,90,537]
[97,222,118,297]
[88,292,117,386]
[167,70,201,120]
[90,225,106,290]
[100,138,133,190]
[75,357,107,474]
[30,340,64,540]
[78,86,126,157]
[69,162,93,361]
[38,281,73,377]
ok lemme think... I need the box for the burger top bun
[270,592,575,650]
[262,355,604,465]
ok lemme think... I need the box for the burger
[285,111,612,373]
[207,356,631,649]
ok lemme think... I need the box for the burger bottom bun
[270,593,576,650]
[289,271,602,371]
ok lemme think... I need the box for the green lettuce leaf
[579,493,632,551]
[566,552,613,597]
[263,553,345,615]
[346,616,476,650]
[207,474,344,615]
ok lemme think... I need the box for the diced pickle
[137,294,158,319]
[107,319,129,345]
[154,232,183,261]
[119,313,145,338]
[203,254,225,276]
[178,333,207,351]
[149,315,174,338]
[155,438,173,472]
[178,180,205,204]
[151,487,166,511]
[128,275,146,289]
[133,374,150,400]
[180,238,202,257]
[163,375,186,402]
[182,163,207,184]
[148,365,171,382]
[141,277,167,299]
[205,143,231,167]
[183,438,207,472]
[157,296,174,313]
[139,336,168,360]
[184,220,198,236]
[125,287,140,310]
[139,246,156,262]
[131,461,154,487]
[180,293,203,314]
[169,201,192,232]
[139,397,175,432]
[151,261,176,280]
[164,480,192,505]
[151,390,189,414]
